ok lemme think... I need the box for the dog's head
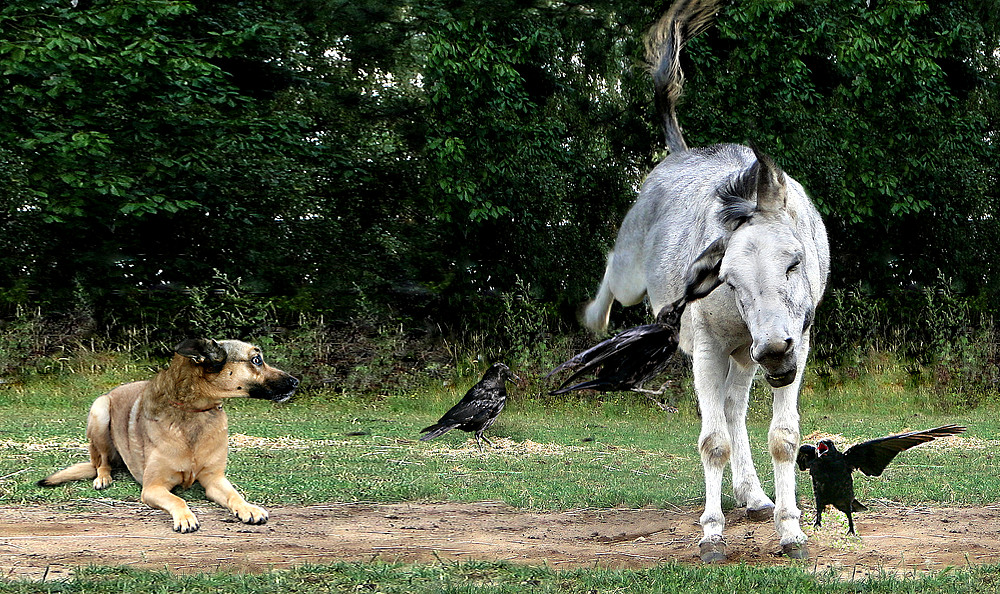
[175,339,299,403]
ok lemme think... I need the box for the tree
[2,0,998,351]
[681,0,1000,296]
[0,0,318,309]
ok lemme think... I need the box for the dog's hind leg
[36,394,114,488]
[200,472,269,525]
[86,395,116,490]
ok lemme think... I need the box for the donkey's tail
[644,0,722,154]
[582,252,618,334]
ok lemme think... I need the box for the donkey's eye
[251,355,263,366]
[786,260,801,276]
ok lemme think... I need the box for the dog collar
[169,400,223,413]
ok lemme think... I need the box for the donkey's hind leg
[724,358,774,520]
[583,252,619,333]
[583,251,648,333]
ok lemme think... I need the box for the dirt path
[3,500,999,581]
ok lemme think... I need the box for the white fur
[586,144,829,552]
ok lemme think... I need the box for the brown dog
[38,339,298,533]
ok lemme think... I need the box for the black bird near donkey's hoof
[796,424,966,535]
[546,297,686,396]
[420,363,519,450]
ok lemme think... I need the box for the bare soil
[3,500,999,581]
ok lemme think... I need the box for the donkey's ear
[751,144,787,214]
[685,237,727,301]
[174,338,228,369]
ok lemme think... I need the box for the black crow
[796,424,966,534]
[420,363,519,450]
[546,298,686,395]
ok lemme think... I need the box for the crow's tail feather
[419,424,454,441]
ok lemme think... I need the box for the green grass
[0,562,995,593]
[4,367,993,510]
[2,356,999,591]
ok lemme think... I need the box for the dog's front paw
[173,511,200,533]
[234,504,268,525]
[93,475,113,490]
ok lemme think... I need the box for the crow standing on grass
[419,363,519,450]
[796,424,966,535]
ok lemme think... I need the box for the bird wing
[434,381,505,424]
[546,323,655,377]
[547,323,678,394]
[547,299,687,395]
[796,444,817,471]
[844,424,966,476]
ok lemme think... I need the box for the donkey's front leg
[724,358,774,520]
[770,381,807,559]
[694,348,731,563]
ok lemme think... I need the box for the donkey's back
[584,143,768,333]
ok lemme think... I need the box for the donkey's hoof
[699,540,727,564]
[782,542,809,560]
[746,504,774,522]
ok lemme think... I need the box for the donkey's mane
[717,160,759,230]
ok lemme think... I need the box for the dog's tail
[37,462,97,487]
[644,0,722,153]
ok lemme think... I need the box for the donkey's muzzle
[764,368,796,388]
[753,337,797,388]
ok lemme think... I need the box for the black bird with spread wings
[420,363,520,450]
[546,297,686,395]
[796,424,966,535]
[546,240,727,396]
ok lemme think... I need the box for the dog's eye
[251,355,263,366]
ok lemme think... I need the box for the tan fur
[39,339,298,533]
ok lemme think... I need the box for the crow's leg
[642,392,679,413]
[633,384,667,395]
[813,503,822,527]
[845,510,856,535]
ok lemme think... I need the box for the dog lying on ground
[38,339,298,533]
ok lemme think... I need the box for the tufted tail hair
[644,0,723,154]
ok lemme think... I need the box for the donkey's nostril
[753,337,794,362]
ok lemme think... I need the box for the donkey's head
[684,147,816,388]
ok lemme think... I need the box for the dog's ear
[174,339,228,370]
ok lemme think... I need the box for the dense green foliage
[1,0,998,364]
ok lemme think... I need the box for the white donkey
[583,0,830,561]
